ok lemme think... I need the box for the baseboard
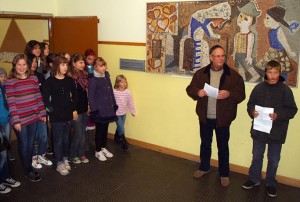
[108,133,300,188]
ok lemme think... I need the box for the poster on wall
[146,0,300,87]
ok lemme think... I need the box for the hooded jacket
[247,76,297,144]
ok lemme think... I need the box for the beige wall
[0,18,49,72]
[1,0,300,182]
[99,43,300,182]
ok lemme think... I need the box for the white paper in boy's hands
[204,83,218,98]
[253,105,274,134]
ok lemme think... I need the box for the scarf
[73,70,88,90]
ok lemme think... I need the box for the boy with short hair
[242,60,298,197]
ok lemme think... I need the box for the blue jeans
[34,120,48,156]
[115,115,126,136]
[0,122,11,150]
[199,119,230,177]
[0,150,10,180]
[51,121,71,166]
[15,122,38,174]
[69,113,88,158]
[249,139,282,186]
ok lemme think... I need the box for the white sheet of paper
[253,105,274,134]
[204,83,218,98]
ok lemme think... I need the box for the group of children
[0,40,136,193]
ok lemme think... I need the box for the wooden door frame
[0,12,52,45]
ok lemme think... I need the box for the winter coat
[88,72,117,123]
[247,76,297,144]
[186,63,245,127]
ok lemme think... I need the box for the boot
[114,131,121,144]
[120,135,128,150]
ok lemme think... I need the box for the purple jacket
[88,71,117,123]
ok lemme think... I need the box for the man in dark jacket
[242,60,297,197]
[186,45,245,187]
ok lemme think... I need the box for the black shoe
[114,135,121,144]
[242,180,260,189]
[2,178,21,188]
[121,138,129,150]
[267,186,277,197]
[0,183,11,194]
[25,172,41,182]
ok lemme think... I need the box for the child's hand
[73,111,78,120]
[14,123,21,132]
[40,117,46,123]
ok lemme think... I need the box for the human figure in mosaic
[233,1,261,82]
[256,6,299,80]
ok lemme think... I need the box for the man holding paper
[186,45,245,187]
[242,60,297,197]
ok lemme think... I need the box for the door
[50,16,98,56]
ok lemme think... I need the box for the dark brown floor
[1,140,300,202]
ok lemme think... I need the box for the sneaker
[72,157,81,164]
[101,148,113,158]
[7,151,16,161]
[95,151,107,161]
[267,186,277,197]
[32,156,42,169]
[221,177,230,187]
[2,178,21,188]
[80,155,89,163]
[38,155,53,166]
[47,147,54,155]
[25,171,41,182]
[193,170,209,179]
[242,180,260,189]
[64,160,71,171]
[0,183,11,194]
[56,164,69,176]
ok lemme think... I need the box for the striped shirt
[113,89,136,116]
[5,75,46,127]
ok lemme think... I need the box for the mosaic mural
[146,0,300,87]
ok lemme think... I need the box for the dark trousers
[199,119,230,177]
[51,121,71,166]
[249,139,282,186]
[95,122,109,152]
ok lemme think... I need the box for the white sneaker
[101,148,113,158]
[38,155,53,166]
[95,151,107,161]
[32,156,42,169]
[56,164,69,176]
[64,160,71,171]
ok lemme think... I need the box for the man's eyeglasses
[212,55,226,59]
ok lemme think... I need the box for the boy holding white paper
[242,60,297,197]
